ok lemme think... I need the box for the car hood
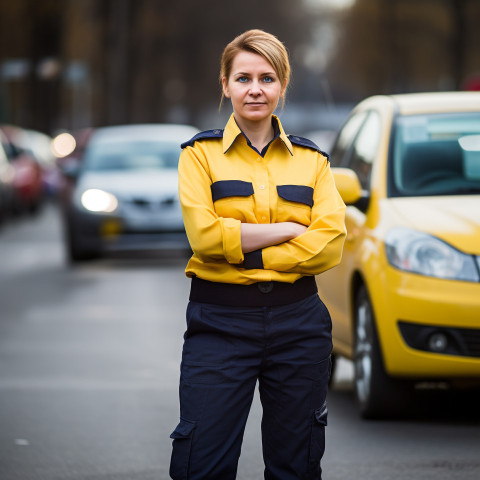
[77,169,179,198]
[388,196,480,255]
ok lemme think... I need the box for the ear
[222,77,231,98]
[280,80,288,99]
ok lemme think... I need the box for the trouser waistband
[189,275,317,307]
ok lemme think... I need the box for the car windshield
[390,112,480,196]
[83,140,181,171]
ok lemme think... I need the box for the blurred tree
[327,0,480,102]
[60,0,314,128]
[1,0,479,132]
[0,0,61,131]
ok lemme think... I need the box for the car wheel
[28,198,43,215]
[0,197,6,225]
[65,222,99,263]
[354,285,410,419]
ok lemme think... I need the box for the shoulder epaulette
[181,129,224,149]
[288,135,330,160]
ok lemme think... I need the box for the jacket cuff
[243,249,264,269]
[221,217,244,264]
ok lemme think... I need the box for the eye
[237,76,249,83]
[263,76,275,83]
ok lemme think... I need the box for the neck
[234,115,274,152]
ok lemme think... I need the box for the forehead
[230,50,275,73]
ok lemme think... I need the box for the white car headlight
[81,189,118,213]
[385,227,479,282]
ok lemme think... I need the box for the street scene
[2,1,480,479]
[0,206,479,480]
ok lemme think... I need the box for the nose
[248,80,262,95]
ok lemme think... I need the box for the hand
[287,222,308,239]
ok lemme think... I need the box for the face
[222,50,285,125]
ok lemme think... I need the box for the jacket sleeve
[178,145,244,264]
[249,155,346,275]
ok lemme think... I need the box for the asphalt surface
[0,204,479,480]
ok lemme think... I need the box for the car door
[317,110,381,357]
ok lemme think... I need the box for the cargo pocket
[307,401,328,477]
[169,418,196,480]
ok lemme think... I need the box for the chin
[239,110,273,122]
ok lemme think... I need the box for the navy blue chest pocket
[211,180,254,222]
[276,185,313,226]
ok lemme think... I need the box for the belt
[189,275,317,307]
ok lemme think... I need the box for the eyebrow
[233,71,277,77]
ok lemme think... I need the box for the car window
[83,141,181,171]
[330,111,368,167]
[346,111,381,190]
[390,112,480,197]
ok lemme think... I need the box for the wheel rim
[355,295,373,404]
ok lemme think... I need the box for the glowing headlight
[385,227,479,282]
[81,189,118,213]
[51,132,76,158]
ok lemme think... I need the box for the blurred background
[1,0,480,135]
[2,0,480,229]
[1,1,480,479]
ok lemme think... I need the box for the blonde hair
[219,29,291,109]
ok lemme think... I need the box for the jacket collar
[222,113,293,156]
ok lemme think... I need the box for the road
[1,205,479,480]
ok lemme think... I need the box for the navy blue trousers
[169,293,332,480]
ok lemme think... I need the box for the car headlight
[385,227,479,282]
[80,189,118,213]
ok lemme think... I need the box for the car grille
[128,197,177,209]
[456,328,480,357]
[132,198,150,207]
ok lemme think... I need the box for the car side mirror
[331,168,363,205]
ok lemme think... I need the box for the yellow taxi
[316,92,480,418]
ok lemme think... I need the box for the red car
[0,125,45,214]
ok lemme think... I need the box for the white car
[63,124,198,261]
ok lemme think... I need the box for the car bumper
[66,208,190,252]
[370,264,480,379]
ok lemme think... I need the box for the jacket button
[259,185,265,190]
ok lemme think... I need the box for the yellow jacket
[178,114,346,285]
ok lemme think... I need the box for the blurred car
[16,127,59,197]
[0,137,16,223]
[0,125,45,214]
[55,128,94,204]
[316,92,480,418]
[61,123,198,262]
[55,128,93,175]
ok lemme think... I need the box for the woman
[170,29,346,480]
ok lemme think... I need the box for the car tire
[354,284,410,419]
[65,222,99,263]
[28,198,42,216]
